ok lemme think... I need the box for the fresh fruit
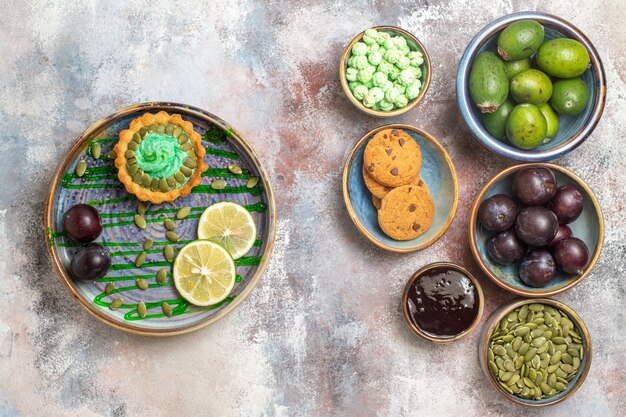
[478,194,518,232]
[550,78,589,116]
[544,225,573,250]
[70,243,111,281]
[536,38,590,78]
[172,240,236,306]
[515,206,558,246]
[510,69,553,105]
[538,103,560,139]
[487,229,527,265]
[505,103,547,149]
[549,185,584,224]
[482,98,515,140]
[197,201,257,260]
[553,237,589,274]
[519,249,557,287]
[512,167,556,205]
[504,58,532,79]
[469,51,509,113]
[497,20,544,61]
[63,204,103,243]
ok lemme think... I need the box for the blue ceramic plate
[342,124,458,253]
[456,12,606,161]
[469,163,603,297]
[44,102,276,336]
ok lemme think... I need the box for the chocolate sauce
[406,267,478,337]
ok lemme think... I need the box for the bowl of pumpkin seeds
[478,298,591,406]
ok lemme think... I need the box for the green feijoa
[135,251,146,267]
[493,345,507,356]
[76,160,87,177]
[141,174,151,188]
[156,268,167,284]
[133,132,142,143]
[165,231,179,243]
[469,51,509,113]
[531,336,547,348]
[92,143,102,159]
[507,374,521,386]
[510,69,553,105]
[128,141,138,151]
[174,171,186,184]
[167,176,176,188]
[497,20,544,61]
[211,179,226,190]
[159,179,169,192]
[164,218,176,231]
[162,302,173,317]
[110,298,123,310]
[550,78,589,116]
[518,305,529,322]
[228,163,243,175]
[181,142,192,151]
[178,133,189,145]
[157,124,166,134]
[176,206,191,220]
[134,214,147,229]
[246,176,260,188]
[524,347,538,362]
[165,124,175,135]
[482,99,515,140]
[148,123,158,133]
[143,238,153,250]
[515,326,530,337]
[139,127,148,137]
[164,245,175,262]
[518,342,530,356]
[504,57,532,79]
[489,360,499,375]
[150,178,160,191]
[172,126,183,138]
[506,103,547,149]
[138,301,147,318]
[504,359,516,372]
[180,166,193,177]
[136,278,148,290]
[105,282,115,295]
[537,38,590,78]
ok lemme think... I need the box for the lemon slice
[173,240,235,306]
[197,201,257,260]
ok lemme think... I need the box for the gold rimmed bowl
[478,298,592,406]
[469,163,603,297]
[339,26,432,117]
[342,124,458,253]
[402,262,484,343]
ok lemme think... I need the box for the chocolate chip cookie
[378,180,435,241]
[363,128,422,188]
[362,166,393,199]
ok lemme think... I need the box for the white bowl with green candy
[340,26,431,117]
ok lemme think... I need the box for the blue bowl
[469,163,604,297]
[342,124,458,253]
[456,12,606,161]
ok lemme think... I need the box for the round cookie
[378,180,435,241]
[362,166,393,199]
[372,195,382,209]
[363,128,422,187]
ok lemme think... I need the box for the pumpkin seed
[156,268,167,284]
[489,361,498,375]
[555,382,567,392]
[138,202,147,215]
[76,160,87,177]
[507,374,520,386]
[176,206,191,220]
[164,245,175,262]
[228,163,243,175]
[211,179,226,190]
[164,218,176,231]
[157,124,166,134]
[181,142,192,151]
[186,149,196,158]
[506,311,518,322]
[178,133,189,144]
[143,238,153,250]
[138,301,147,318]
[536,342,550,355]
[547,363,559,373]
[518,342,530,356]
[132,170,143,183]
[134,214,147,229]
[105,282,115,295]
[515,356,525,369]
[493,345,506,356]
[550,350,562,365]
[488,347,495,362]
[135,251,146,267]
[124,150,135,158]
[500,382,514,394]
[141,174,151,187]
[504,359,516,372]
[167,176,177,188]
[132,132,142,143]
[502,334,514,343]
[158,179,168,192]
[172,126,183,138]
[92,143,101,159]
[183,157,197,169]
[500,371,514,382]
[139,127,148,137]
[512,336,522,351]
[529,303,544,312]
[110,298,123,310]
[128,163,138,175]
[514,326,530,337]
[165,231,180,242]
[524,347,538,362]
[174,171,186,184]
[552,336,567,345]
[496,357,505,370]
[523,377,535,388]
[246,176,259,188]
[150,178,159,191]
[162,302,173,317]
[530,328,544,338]
[562,353,573,364]
[531,337,547,348]
[128,141,138,151]
[165,124,175,135]
[136,278,148,290]
[561,363,575,374]
[148,123,158,132]
[107,149,117,159]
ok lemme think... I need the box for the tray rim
[43,101,276,337]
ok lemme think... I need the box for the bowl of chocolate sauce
[402,262,484,343]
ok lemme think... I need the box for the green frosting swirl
[135,133,187,180]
